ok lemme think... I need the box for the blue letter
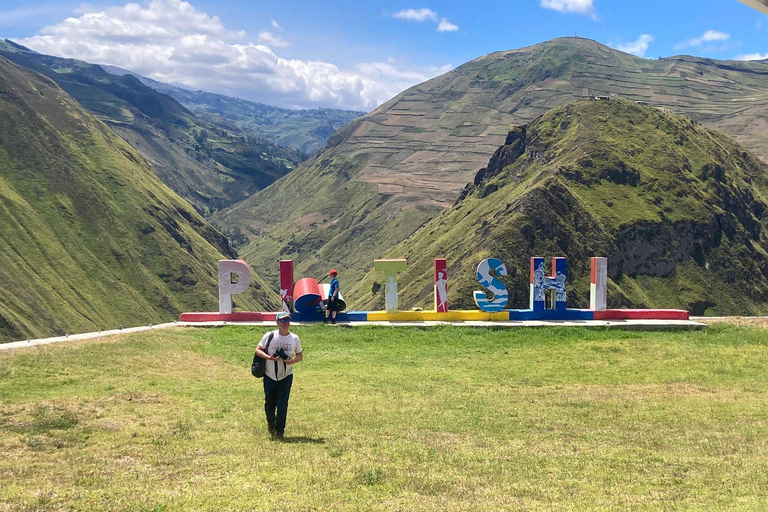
[474,258,509,312]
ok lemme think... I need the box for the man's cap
[329,269,338,275]
[276,311,291,321]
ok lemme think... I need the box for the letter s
[473,258,508,312]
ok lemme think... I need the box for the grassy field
[1,324,768,511]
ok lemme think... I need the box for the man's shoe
[274,433,284,441]
[323,318,328,324]
[331,319,336,324]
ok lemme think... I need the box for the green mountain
[123,74,365,156]
[0,55,277,342]
[0,40,302,215]
[214,37,768,291]
[347,99,768,315]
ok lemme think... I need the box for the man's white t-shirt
[258,330,302,381]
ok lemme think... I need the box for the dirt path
[693,317,768,328]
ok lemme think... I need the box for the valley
[0,55,278,342]
[4,35,768,339]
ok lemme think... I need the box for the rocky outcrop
[458,126,528,203]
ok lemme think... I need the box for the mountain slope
[122,73,365,156]
[0,55,277,342]
[347,99,768,315]
[214,37,768,286]
[0,40,301,215]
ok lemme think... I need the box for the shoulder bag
[251,332,274,378]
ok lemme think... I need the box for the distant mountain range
[214,37,768,303]
[0,38,362,341]
[5,33,768,341]
[347,99,768,315]
[0,55,277,342]
[0,40,327,216]
[104,69,365,156]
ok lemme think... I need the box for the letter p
[218,260,251,314]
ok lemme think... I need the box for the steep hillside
[0,56,277,342]
[347,100,768,316]
[214,37,768,286]
[0,40,301,215]
[126,74,364,156]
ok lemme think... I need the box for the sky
[1,0,766,111]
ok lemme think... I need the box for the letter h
[529,257,567,312]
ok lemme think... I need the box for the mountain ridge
[346,99,768,315]
[0,39,301,216]
[214,37,768,290]
[99,64,365,156]
[0,55,277,342]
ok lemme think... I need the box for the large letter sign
[218,260,251,314]
[590,257,607,311]
[279,260,294,313]
[293,278,323,314]
[530,257,567,311]
[434,258,448,313]
[374,259,408,313]
[474,258,509,312]
[182,255,690,323]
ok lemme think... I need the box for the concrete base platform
[0,322,180,351]
[180,319,707,330]
[1,319,707,351]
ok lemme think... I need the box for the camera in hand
[273,347,289,360]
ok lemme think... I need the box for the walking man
[324,269,340,324]
[255,311,303,440]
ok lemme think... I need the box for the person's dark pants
[326,298,338,319]
[264,374,293,436]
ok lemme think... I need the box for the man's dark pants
[264,373,293,435]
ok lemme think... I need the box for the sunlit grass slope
[0,56,277,342]
[0,39,302,215]
[1,324,767,510]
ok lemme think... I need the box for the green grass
[2,324,768,510]
[0,39,303,215]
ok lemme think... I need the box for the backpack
[251,332,274,378]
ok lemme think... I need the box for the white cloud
[271,20,282,31]
[392,7,458,32]
[18,0,445,111]
[675,30,730,50]
[735,52,768,60]
[614,34,655,57]
[437,19,459,32]
[258,31,288,47]
[540,0,594,17]
[393,8,438,22]
[357,62,434,82]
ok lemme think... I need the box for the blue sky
[1,0,766,110]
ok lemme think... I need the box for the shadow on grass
[280,436,325,444]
